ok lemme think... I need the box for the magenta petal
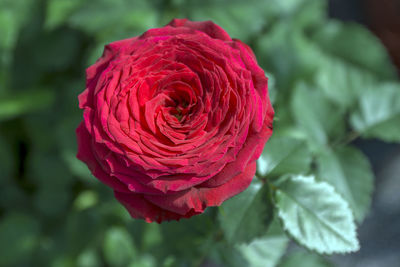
[76,19,274,223]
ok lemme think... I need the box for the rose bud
[76,19,274,223]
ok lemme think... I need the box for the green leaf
[32,28,83,72]
[316,146,374,223]
[34,184,70,217]
[159,213,214,262]
[237,218,289,267]
[290,0,326,30]
[279,251,333,267]
[290,83,344,147]
[74,190,98,211]
[266,72,277,105]
[218,179,274,244]
[350,83,400,142]
[128,255,156,267]
[188,0,276,41]
[45,0,84,30]
[315,57,377,109]
[0,0,34,51]
[312,21,397,80]
[0,213,40,266]
[65,210,103,255]
[209,242,248,267]
[257,135,312,178]
[103,226,136,267]
[77,248,101,267]
[68,0,157,41]
[274,175,359,254]
[0,133,14,182]
[257,23,323,93]
[0,89,55,121]
[141,223,162,250]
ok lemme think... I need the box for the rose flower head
[76,19,274,223]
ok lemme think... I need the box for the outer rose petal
[114,191,201,223]
[167,18,232,41]
[76,122,130,193]
[144,162,256,215]
[115,162,256,222]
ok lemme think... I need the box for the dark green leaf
[279,251,333,267]
[34,184,70,216]
[274,175,359,254]
[32,28,83,72]
[0,133,14,182]
[65,210,103,255]
[160,212,214,261]
[0,89,55,121]
[316,146,374,223]
[218,179,274,244]
[0,213,40,266]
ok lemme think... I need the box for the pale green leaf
[0,0,34,50]
[312,21,397,80]
[141,223,162,250]
[103,226,136,267]
[68,0,157,40]
[316,146,374,223]
[128,255,156,267]
[266,72,277,105]
[77,249,101,267]
[290,83,345,147]
[350,83,400,142]
[238,218,289,267]
[274,175,359,254]
[74,191,98,211]
[188,0,275,41]
[45,0,85,30]
[290,0,326,29]
[257,135,311,178]
[315,57,376,109]
[218,179,274,244]
[256,23,324,93]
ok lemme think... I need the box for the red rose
[76,19,274,223]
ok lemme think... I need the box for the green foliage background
[1,0,399,266]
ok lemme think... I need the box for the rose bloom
[76,19,274,223]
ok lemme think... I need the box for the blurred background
[0,0,399,266]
